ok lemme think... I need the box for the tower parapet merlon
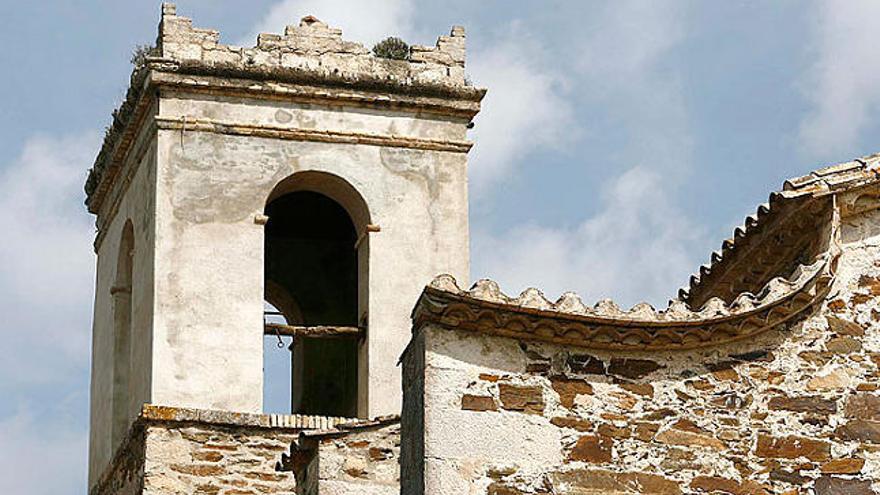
[157,2,468,86]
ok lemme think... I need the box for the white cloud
[572,1,691,177]
[0,134,97,309]
[242,0,415,47]
[470,1,701,306]
[467,26,574,192]
[473,167,701,306]
[0,132,97,494]
[574,0,686,81]
[0,132,98,375]
[0,405,87,495]
[798,0,880,160]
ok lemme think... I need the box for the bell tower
[85,3,482,487]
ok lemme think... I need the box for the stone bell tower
[85,3,482,489]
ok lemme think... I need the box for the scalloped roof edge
[425,254,828,324]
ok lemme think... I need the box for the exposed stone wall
[141,422,295,494]
[144,423,295,495]
[90,421,147,495]
[292,420,401,495]
[405,208,880,494]
[91,405,360,495]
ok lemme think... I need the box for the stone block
[820,458,864,474]
[567,354,605,374]
[461,394,497,412]
[767,394,838,414]
[845,393,880,419]
[549,469,682,494]
[755,434,830,461]
[826,336,863,353]
[655,428,725,451]
[498,384,545,415]
[814,476,877,495]
[568,435,613,463]
[619,383,654,397]
[826,316,865,336]
[550,376,594,408]
[551,416,594,432]
[836,420,880,443]
[689,476,771,495]
[607,359,662,379]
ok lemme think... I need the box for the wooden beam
[264,323,364,339]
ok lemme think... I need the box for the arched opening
[263,175,369,418]
[111,220,134,447]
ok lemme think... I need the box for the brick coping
[141,403,356,430]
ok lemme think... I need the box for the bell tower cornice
[84,3,484,218]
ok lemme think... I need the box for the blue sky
[2,0,880,492]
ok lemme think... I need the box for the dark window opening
[264,191,359,417]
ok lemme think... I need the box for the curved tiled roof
[679,193,830,307]
[415,254,832,350]
[681,152,880,307]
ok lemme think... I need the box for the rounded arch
[111,219,135,448]
[265,171,372,236]
[261,172,369,418]
[264,279,304,325]
[115,220,135,287]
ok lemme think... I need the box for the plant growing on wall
[372,37,410,61]
[130,44,157,67]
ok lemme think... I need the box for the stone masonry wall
[158,3,467,87]
[91,406,359,495]
[407,208,880,494]
[293,420,401,495]
[141,422,296,494]
[90,420,147,495]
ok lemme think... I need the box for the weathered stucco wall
[89,136,158,486]
[150,90,470,417]
[404,207,880,495]
[159,91,467,143]
[86,12,479,483]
